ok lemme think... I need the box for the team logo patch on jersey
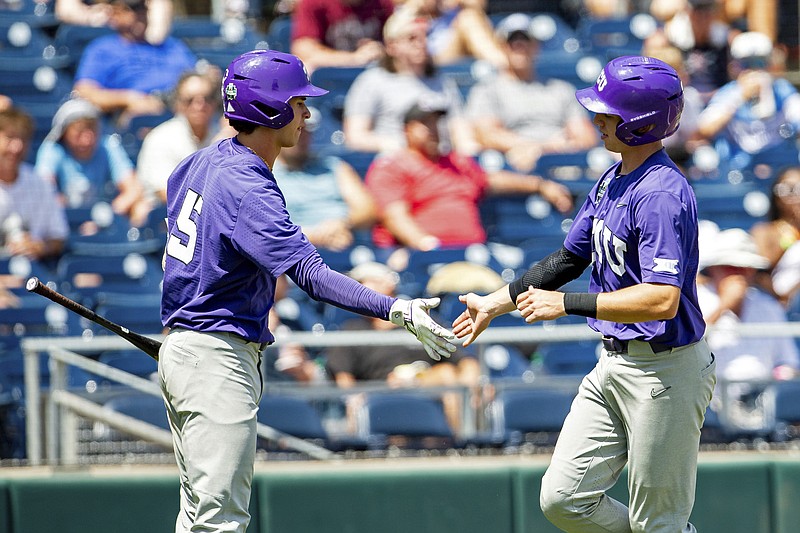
[653,258,679,274]
[225,82,237,100]
[596,176,611,202]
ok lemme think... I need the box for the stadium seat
[768,380,800,441]
[264,16,292,52]
[359,393,457,449]
[535,339,600,376]
[308,66,364,147]
[56,252,163,307]
[52,24,115,72]
[98,349,158,381]
[0,0,58,28]
[490,387,577,446]
[575,14,658,59]
[257,395,366,452]
[691,181,769,230]
[116,110,174,161]
[103,392,169,431]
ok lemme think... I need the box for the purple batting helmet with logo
[575,55,683,146]
[222,50,328,129]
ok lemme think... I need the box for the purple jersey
[564,149,705,346]
[161,138,318,344]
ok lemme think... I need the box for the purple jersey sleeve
[287,252,395,320]
[564,150,705,346]
[161,138,317,344]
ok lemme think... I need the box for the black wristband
[563,292,598,318]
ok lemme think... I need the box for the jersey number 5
[166,189,204,264]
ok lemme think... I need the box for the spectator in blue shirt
[73,0,197,123]
[35,98,148,228]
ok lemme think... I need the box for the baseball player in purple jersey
[158,49,456,533]
[453,56,716,532]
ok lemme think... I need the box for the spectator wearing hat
[465,12,598,173]
[697,224,799,429]
[325,260,480,432]
[365,99,573,253]
[73,0,197,122]
[272,114,377,252]
[342,8,477,155]
[0,107,68,263]
[290,0,395,73]
[35,98,148,228]
[137,70,234,208]
[696,31,800,170]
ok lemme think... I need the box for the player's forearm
[594,283,680,323]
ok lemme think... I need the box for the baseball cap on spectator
[731,31,773,60]
[348,261,399,285]
[699,227,770,271]
[45,98,101,143]
[383,8,428,42]
[495,13,536,42]
[403,98,448,124]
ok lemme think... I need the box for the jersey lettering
[166,189,204,264]
[592,218,627,276]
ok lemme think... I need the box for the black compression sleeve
[508,246,591,302]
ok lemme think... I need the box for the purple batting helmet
[575,55,683,146]
[222,50,328,129]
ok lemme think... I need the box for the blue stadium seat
[0,63,73,106]
[257,395,366,452]
[361,393,456,449]
[52,24,115,71]
[535,51,603,89]
[99,349,159,381]
[691,181,769,230]
[490,387,577,446]
[308,66,364,147]
[536,339,600,376]
[264,16,292,53]
[103,392,169,431]
[116,110,174,161]
[94,301,163,335]
[575,14,658,59]
[0,0,58,28]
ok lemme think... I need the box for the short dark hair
[0,107,35,141]
[228,118,258,134]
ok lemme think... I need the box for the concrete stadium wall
[0,455,797,533]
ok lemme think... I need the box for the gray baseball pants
[541,338,716,532]
[159,328,264,533]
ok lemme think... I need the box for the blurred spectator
[697,225,799,429]
[273,117,377,252]
[325,261,480,431]
[343,8,476,155]
[55,0,174,45]
[751,166,800,303]
[396,0,507,69]
[0,107,68,263]
[695,31,800,171]
[73,0,197,122]
[647,0,732,101]
[642,42,708,168]
[35,98,149,227]
[290,0,395,72]
[465,13,598,173]
[0,95,11,113]
[365,100,573,252]
[720,0,777,41]
[137,70,233,206]
[263,275,329,383]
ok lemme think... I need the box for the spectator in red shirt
[290,0,396,72]
[366,99,573,251]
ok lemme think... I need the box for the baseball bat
[25,277,162,361]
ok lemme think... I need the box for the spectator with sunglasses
[137,70,234,207]
[751,166,800,304]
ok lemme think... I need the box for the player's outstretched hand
[452,292,494,347]
[390,297,457,361]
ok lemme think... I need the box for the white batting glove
[389,297,457,361]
